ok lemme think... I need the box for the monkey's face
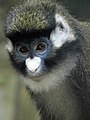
[4,0,82,92]
[7,36,52,79]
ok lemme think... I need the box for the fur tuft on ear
[50,14,75,48]
[5,39,13,52]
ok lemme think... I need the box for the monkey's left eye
[35,42,47,53]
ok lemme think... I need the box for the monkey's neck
[30,81,81,120]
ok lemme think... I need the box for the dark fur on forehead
[6,28,54,43]
[4,0,56,37]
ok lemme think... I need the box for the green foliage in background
[0,75,6,85]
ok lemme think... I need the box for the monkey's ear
[50,14,75,48]
[5,39,13,52]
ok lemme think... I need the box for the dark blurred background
[0,0,90,120]
[61,0,90,21]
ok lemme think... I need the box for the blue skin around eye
[15,46,29,62]
[35,48,48,58]
[35,38,51,59]
[15,51,27,62]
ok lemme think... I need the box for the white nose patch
[25,57,41,72]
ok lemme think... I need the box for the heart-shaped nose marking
[25,57,41,72]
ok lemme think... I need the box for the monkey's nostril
[35,68,38,72]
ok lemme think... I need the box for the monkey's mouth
[26,67,47,80]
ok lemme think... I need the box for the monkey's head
[4,0,83,92]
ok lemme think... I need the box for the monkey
[4,0,90,120]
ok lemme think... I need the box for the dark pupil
[19,47,28,53]
[36,43,46,51]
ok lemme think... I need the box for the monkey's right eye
[17,45,29,55]
[19,46,28,53]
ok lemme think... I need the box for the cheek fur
[9,53,26,75]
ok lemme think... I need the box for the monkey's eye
[17,45,29,55]
[19,46,28,53]
[35,42,47,53]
